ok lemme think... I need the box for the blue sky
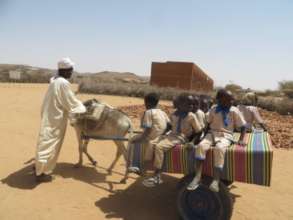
[0,0,292,90]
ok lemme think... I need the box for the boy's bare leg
[143,146,164,187]
[209,139,228,192]
[154,169,162,178]
[187,133,212,190]
[187,160,203,190]
[142,136,178,187]
[209,167,221,192]
[142,143,165,187]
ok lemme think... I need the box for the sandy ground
[0,83,292,220]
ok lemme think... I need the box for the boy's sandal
[209,181,220,193]
[127,166,141,175]
[186,181,200,191]
[142,176,163,188]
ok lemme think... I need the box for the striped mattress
[128,132,273,186]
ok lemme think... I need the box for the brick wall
[150,61,213,92]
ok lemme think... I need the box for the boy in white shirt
[192,95,207,130]
[237,93,266,132]
[187,89,246,192]
[128,93,170,172]
[190,95,206,144]
[143,94,203,187]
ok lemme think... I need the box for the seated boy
[200,97,213,124]
[237,92,266,132]
[128,93,170,172]
[192,95,207,130]
[200,96,212,114]
[142,93,203,187]
[187,89,247,192]
[190,95,207,144]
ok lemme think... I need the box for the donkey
[72,99,133,183]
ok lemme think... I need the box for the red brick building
[150,61,214,92]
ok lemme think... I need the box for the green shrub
[258,97,293,115]
[225,83,242,93]
[78,79,212,100]
[279,80,293,90]
[279,80,293,99]
[282,89,293,99]
[257,90,282,97]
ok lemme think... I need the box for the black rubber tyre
[221,180,233,187]
[177,175,233,220]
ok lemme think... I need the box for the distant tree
[224,83,242,93]
[279,80,293,90]
[279,80,293,98]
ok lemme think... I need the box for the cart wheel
[177,176,233,220]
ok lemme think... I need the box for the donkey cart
[128,132,273,220]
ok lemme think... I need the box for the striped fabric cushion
[128,132,273,186]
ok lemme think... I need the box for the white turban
[58,57,75,70]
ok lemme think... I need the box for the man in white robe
[35,58,86,182]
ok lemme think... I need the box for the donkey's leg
[109,140,129,183]
[120,141,130,184]
[107,140,126,173]
[83,139,97,166]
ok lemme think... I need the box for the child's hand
[237,140,246,147]
[131,136,142,144]
[186,142,195,149]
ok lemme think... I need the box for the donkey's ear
[83,99,94,107]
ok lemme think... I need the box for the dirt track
[0,83,293,220]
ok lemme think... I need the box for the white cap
[58,57,75,70]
